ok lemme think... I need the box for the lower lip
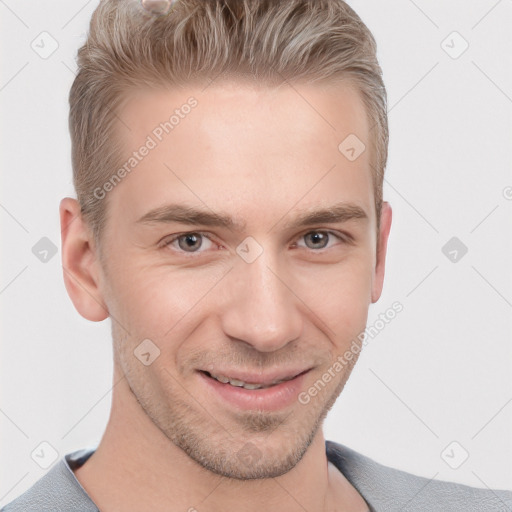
[198,370,309,412]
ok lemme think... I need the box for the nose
[218,248,303,353]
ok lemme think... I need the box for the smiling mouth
[200,370,302,390]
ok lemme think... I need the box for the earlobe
[371,201,392,303]
[59,197,109,322]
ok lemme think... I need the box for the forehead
[110,80,374,228]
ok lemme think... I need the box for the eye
[160,229,349,255]
[161,232,215,253]
[296,230,346,250]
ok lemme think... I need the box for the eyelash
[158,230,352,255]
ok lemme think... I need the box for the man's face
[95,80,387,479]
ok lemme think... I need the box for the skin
[60,79,392,512]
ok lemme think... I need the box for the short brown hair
[69,0,388,244]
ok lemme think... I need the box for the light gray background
[1,0,511,506]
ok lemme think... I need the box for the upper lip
[200,367,311,385]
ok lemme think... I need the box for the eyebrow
[136,202,368,232]
[281,203,368,230]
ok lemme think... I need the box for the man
[3,0,511,510]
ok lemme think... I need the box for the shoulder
[1,449,98,512]
[326,440,512,512]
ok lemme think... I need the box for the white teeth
[228,378,245,387]
[241,383,262,390]
[209,372,288,390]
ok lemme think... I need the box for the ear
[59,197,109,321]
[371,201,392,303]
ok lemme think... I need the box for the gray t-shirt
[2,441,511,511]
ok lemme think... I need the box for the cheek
[103,235,374,348]
[293,254,373,343]
[105,260,229,340]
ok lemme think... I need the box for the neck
[73,364,367,512]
